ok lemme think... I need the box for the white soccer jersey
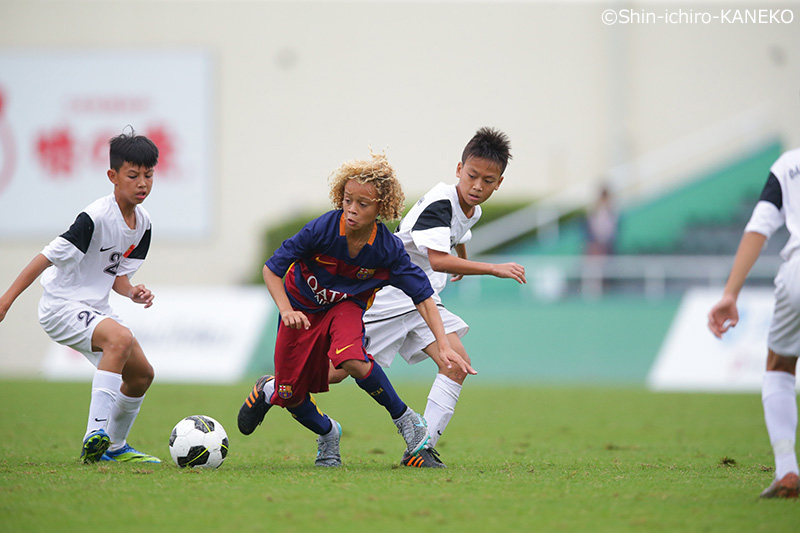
[40,194,152,313]
[365,182,480,320]
[745,148,800,261]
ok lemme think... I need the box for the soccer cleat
[315,419,342,467]
[238,375,275,435]
[401,446,446,468]
[81,429,111,464]
[394,408,430,456]
[104,443,162,463]
[760,472,800,499]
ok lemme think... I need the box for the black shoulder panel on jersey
[127,227,151,260]
[59,212,94,254]
[759,172,782,210]
[412,199,452,232]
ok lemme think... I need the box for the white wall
[1,0,799,375]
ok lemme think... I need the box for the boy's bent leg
[119,338,154,397]
[104,338,159,462]
[92,318,136,374]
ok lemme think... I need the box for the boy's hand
[450,274,464,282]
[282,309,311,330]
[130,284,155,308]
[708,294,738,338]
[440,345,477,375]
[494,262,527,284]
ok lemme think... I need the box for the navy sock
[355,361,407,419]
[286,394,333,435]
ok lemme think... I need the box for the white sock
[107,391,144,451]
[424,374,462,448]
[85,370,121,439]
[263,378,276,405]
[762,371,799,479]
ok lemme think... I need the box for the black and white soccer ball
[169,415,228,469]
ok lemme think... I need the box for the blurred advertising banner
[0,50,213,239]
[647,287,799,392]
[42,287,272,384]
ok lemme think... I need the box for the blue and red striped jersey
[265,210,434,313]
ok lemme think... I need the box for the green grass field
[1,380,797,532]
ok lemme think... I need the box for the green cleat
[103,443,161,463]
[81,429,111,464]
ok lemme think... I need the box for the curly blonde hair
[328,152,405,221]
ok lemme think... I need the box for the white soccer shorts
[38,296,126,367]
[364,307,469,367]
[768,256,800,357]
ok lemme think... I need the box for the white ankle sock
[107,392,144,451]
[263,378,276,404]
[762,371,799,479]
[86,370,121,439]
[424,374,462,448]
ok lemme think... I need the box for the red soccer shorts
[271,299,369,407]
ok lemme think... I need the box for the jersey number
[77,310,99,328]
[104,252,122,276]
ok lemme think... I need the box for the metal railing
[468,106,776,255]
[450,254,783,301]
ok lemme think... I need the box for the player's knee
[341,359,371,380]
[444,367,468,384]
[108,328,135,354]
[139,361,155,387]
[767,350,798,374]
[329,367,349,384]
[435,354,470,384]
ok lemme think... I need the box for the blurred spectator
[584,185,618,256]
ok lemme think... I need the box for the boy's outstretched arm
[113,275,155,308]
[708,231,767,338]
[428,248,526,284]
[415,297,476,375]
[263,264,310,330]
[0,254,52,322]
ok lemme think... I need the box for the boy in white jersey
[708,148,800,498]
[238,127,526,468]
[0,130,161,464]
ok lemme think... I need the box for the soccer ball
[169,415,229,469]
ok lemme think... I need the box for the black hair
[109,128,159,171]
[461,127,512,174]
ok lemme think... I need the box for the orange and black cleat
[401,446,446,468]
[237,375,275,435]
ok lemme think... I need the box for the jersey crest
[277,383,293,400]
[356,268,375,280]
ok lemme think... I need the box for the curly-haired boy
[238,152,473,467]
